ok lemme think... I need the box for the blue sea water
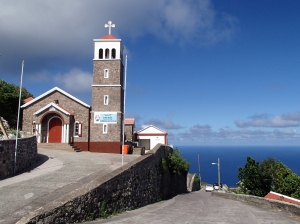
[177,146,300,187]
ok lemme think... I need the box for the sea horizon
[175,145,300,187]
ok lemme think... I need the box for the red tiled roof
[265,191,300,205]
[125,118,135,125]
[100,34,117,39]
[24,97,34,103]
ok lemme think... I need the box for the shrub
[167,148,190,175]
[194,174,200,183]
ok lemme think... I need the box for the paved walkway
[0,148,140,224]
[86,190,300,224]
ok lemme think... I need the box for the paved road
[1,148,299,224]
[0,148,140,224]
[86,190,300,224]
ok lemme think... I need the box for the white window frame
[104,69,109,78]
[104,95,109,105]
[74,121,82,137]
[103,123,108,134]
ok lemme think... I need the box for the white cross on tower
[105,21,115,35]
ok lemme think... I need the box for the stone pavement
[86,190,300,224]
[0,148,140,224]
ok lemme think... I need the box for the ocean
[177,146,300,187]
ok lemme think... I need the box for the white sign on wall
[94,112,117,124]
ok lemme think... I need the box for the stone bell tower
[90,21,125,153]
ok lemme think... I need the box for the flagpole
[14,60,24,175]
[122,55,128,166]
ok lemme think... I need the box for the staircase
[37,143,82,152]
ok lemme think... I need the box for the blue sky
[1,0,300,146]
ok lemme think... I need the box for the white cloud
[53,69,92,93]
[0,0,238,77]
[235,112,300,128]
[144,118,184,130]
[143,111,184,130]
[175,123,300,144]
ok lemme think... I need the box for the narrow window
[99,49,103,59]
[103,123,108,134]
[105,49,109,59]
[74,121,82,137]
[104,95,109,105]
[74,121,79,136]
[104,69,109,78]
[112,48,116,59]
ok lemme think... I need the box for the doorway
[48,117,62,142]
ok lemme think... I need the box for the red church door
[48,118,62,143]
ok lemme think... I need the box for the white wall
[94,40,123,60]
[138,135,165,150]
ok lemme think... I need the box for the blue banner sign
[94,112,117,123]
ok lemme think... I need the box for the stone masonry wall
[0,136,37,180]
[19,144,187,223]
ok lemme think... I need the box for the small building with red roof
[264,191,300,205]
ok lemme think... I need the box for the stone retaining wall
[0,136,38,180]
[18,144,187,223]
[187,173,200,192]
[212,192,300,217]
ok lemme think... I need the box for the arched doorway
[48,117,62,142]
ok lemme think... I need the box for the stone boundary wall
[212,192,300,217]
[187,173,200,192]
[18,144,187,224]
[0,136,38,180]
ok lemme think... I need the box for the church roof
[100,34,117,39]
[21,87,90,108]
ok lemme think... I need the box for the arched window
[105,49,109,59]
[112,48,116,59]
[74,121,82,137]
[99,49,103,59]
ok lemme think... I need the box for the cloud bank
[0,0,238,80]
[235,112,300,128]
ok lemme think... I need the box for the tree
[238,157,272,197]
[0,79,33,128]
[239,156,300,199]
[261,158,286,191]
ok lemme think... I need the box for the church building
[21,21,131,153]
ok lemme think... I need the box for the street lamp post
[212,158,221,190]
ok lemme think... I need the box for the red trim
[89,142,122,153]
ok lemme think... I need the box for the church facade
[21,21,131,153]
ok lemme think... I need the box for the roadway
[1,148,299,224]
[86,189,300,224]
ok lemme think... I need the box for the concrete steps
[37,143,81,152]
